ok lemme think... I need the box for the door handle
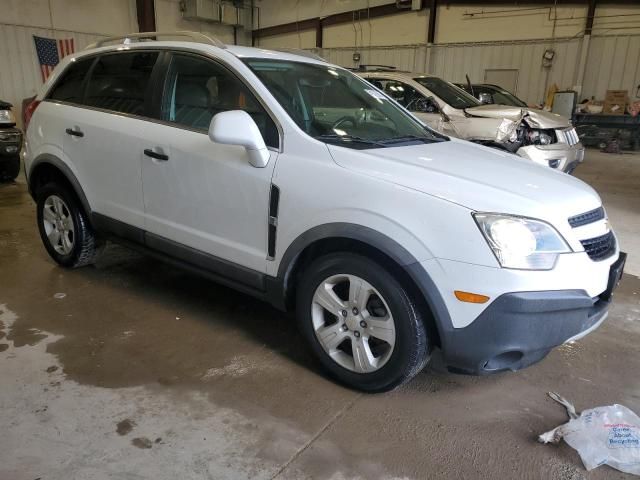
[65,128,84,137]
[144,149,169,161]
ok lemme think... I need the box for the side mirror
[208,110,270,168]
[478,92,493,104]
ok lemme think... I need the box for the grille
[581,231,616,261]
[0,132,21,143]
[562,127,580,146]
[568,206,605,228]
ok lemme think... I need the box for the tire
[296,253,430,392]
[36,182,103,268]
[0,156,20,182]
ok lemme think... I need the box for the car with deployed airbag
[359,68,584,174]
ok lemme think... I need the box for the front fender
[272,221,453,349]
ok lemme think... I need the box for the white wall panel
[318,35,638,105]
[0,24,105,126]
[155,0,236,45]
[1,0,136,35]
[583,35,640,102]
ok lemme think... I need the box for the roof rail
[354,64,397,72]
[85,31,226,50]
[271,48,327,62]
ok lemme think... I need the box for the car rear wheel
[297,253,430,392]
[36,183,103,268]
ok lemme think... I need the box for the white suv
[23,32,625,392]
[358,69,585,173]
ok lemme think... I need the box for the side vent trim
[267,184,280,260]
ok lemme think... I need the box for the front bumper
[517,142,584,173]
[0,128,22,158]
[436,252,625,375]
[443,290,609,374]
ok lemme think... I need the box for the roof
[355,70,435,79]
[82,31,329,67]
[225,45,328,65]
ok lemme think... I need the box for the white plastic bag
[539,393,640,475]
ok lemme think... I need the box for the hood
[465,104,570,129]
[328,138,600,223]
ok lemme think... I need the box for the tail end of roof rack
[85,31,226,50]
[353,64,397,72]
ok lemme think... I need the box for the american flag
[33,35,75,82]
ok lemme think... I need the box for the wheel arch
[28,154,93,226]
[275,223,451,348]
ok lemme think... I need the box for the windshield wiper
[379,134,442,145]
[315,134,387,147]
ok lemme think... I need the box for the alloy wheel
[42,195,75,255]
[311,274,396,373]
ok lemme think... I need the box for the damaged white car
[359,68,584,173]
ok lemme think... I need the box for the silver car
[358,69,584,173]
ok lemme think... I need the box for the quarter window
[48,57,95,104]
[162,54,278,148]
[85,52,159,116]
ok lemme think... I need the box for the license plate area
[600,251,626,301]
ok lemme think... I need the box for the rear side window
[161,53,279,148]
[85,51,159,116]
[48,57,95,104]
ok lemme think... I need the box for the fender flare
[275,223,453,339]
[28,153,93,223]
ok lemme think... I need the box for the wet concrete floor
[1,150,639,479]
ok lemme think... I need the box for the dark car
[0,100,22,181]
[455,83,528,108]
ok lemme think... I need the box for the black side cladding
[268,184,280,258]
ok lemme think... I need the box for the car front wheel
[297,253,430,392]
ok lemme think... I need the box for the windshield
[482,87,527,108]
[414,77,480,109]
[243,59,445,149]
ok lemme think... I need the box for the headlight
[527,129,555,145]
[0,109,15,125]
[474,213,571,270]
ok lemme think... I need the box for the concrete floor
[1,150,639,480]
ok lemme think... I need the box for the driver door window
[371,79,430,113]
[162,54,278,148]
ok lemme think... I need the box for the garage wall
[323,11,429,48]
[320,37,585,104]
[258,30,316,49]
[436,5,587,43]
[0,24,106,114]
[583,34,640,100]
[255,0,395,29]
[2,0,137,35]
[255,2,640,47]
[593,4,640,35]
[155,0,246,46]
[0,0,137,125]
[251,1,640,105]
[319,33,640,105]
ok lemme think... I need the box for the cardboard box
[605,90,628,103]
[603,100,626,114]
